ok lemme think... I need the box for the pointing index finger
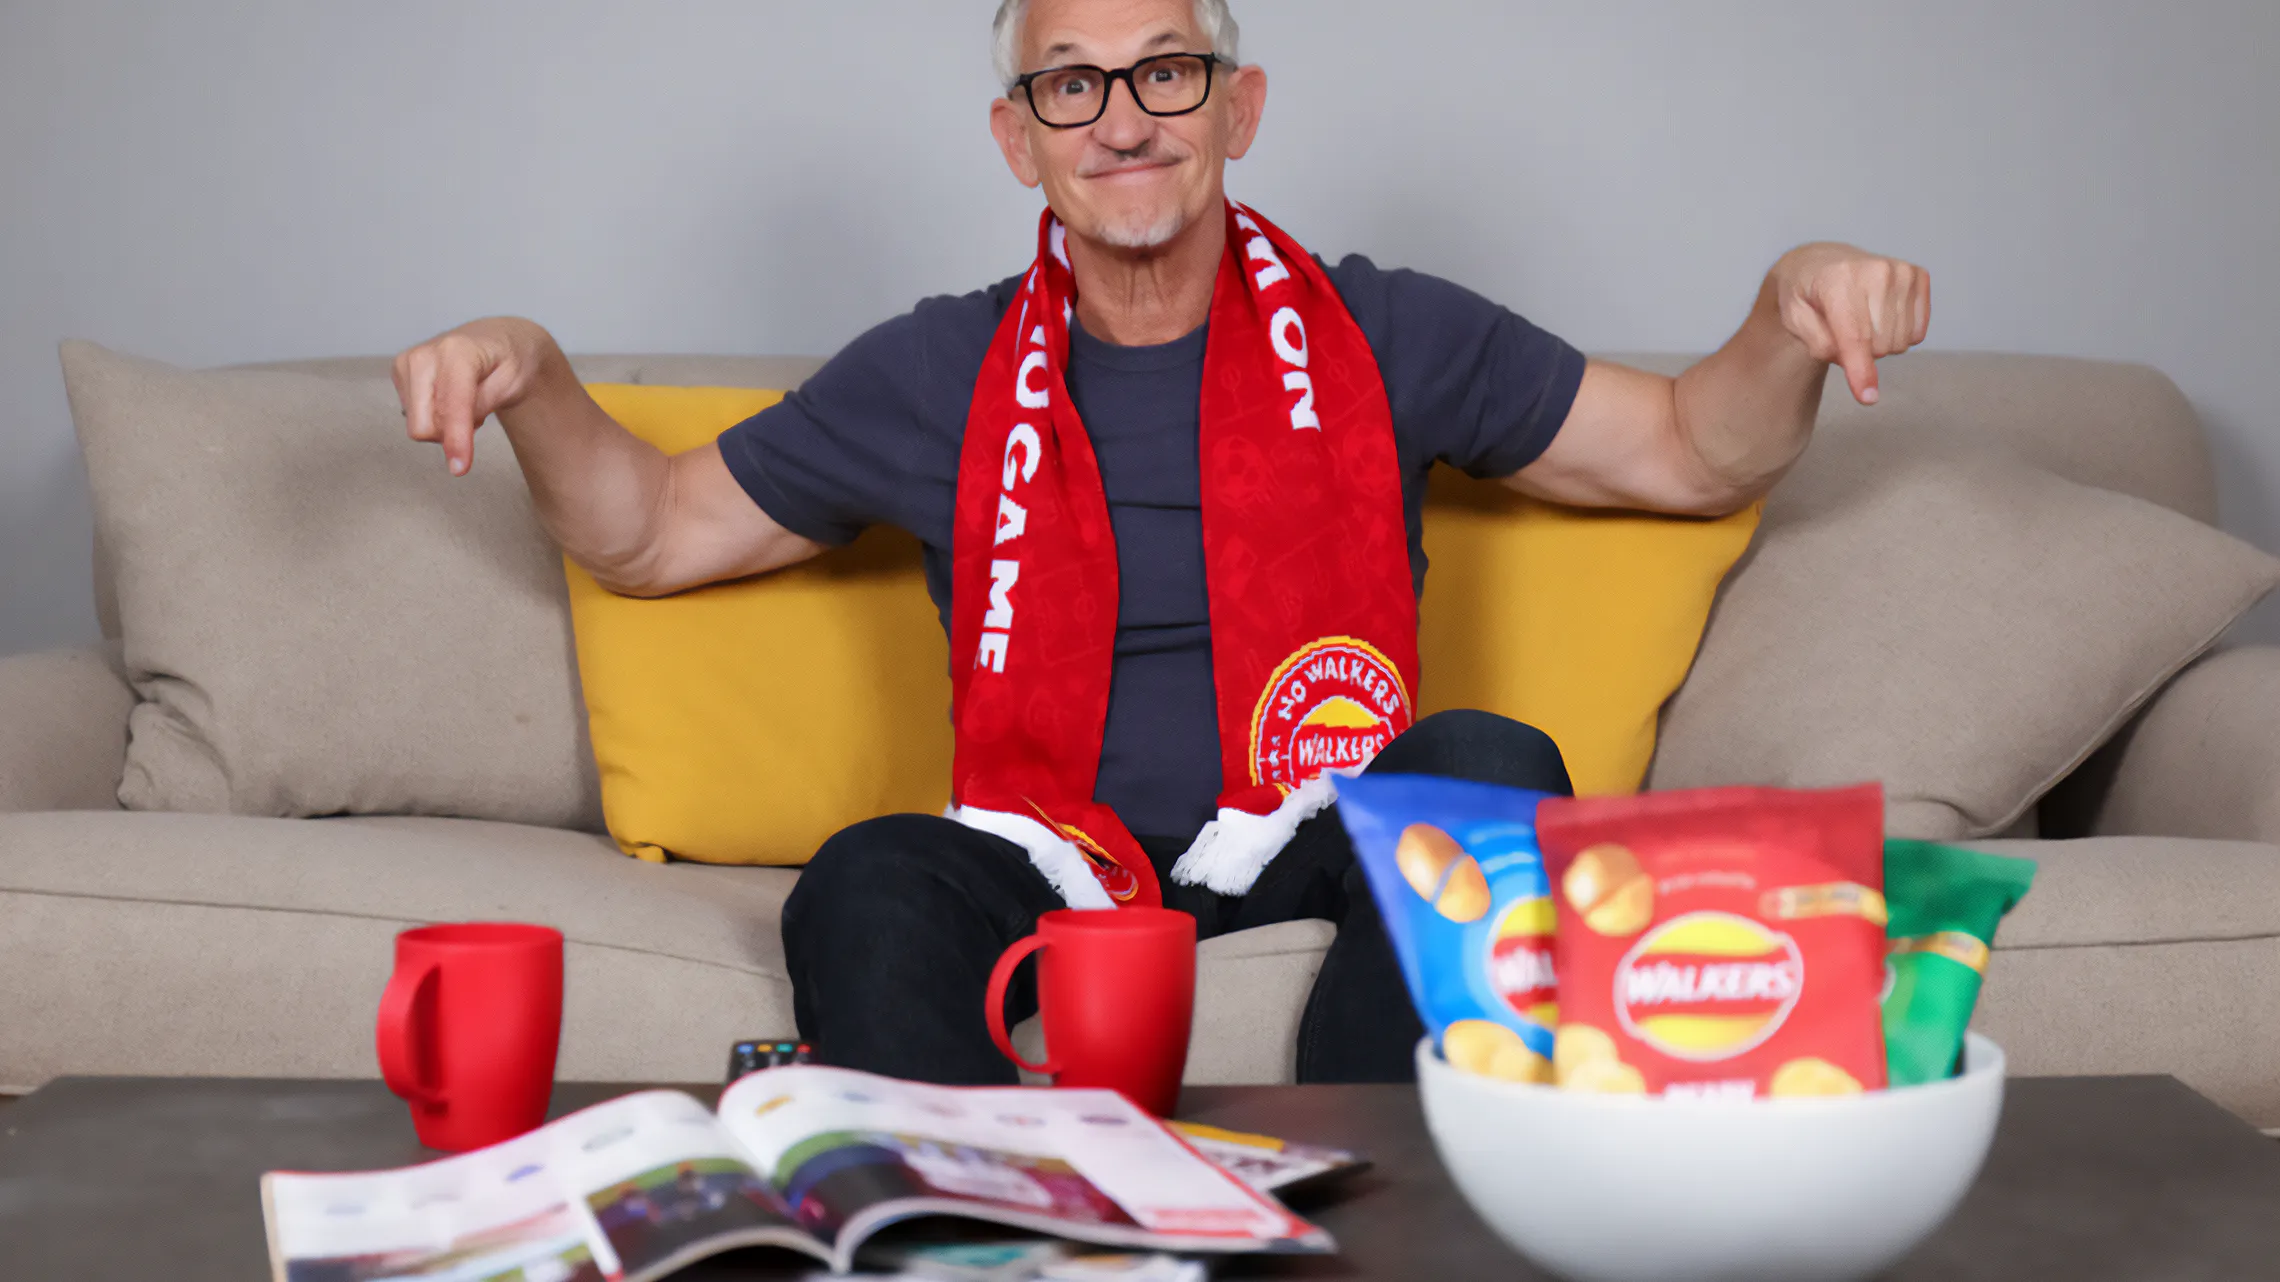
[1828,297,1880,405]
[434,350,480,477]
[403,347,441,447]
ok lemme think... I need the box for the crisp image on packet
[1334,774,1559,1083]
[1882,840,2037,1086]
[1538,783,1891,1099]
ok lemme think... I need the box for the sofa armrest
[2086,646,2280,845]
[0,644,133,813]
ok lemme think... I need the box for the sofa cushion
[1648,432,2280,839]
[0,811,796,968]
[0,810,796,1090]
[1967,837,2280,1126]
[1415,471,1758,796]
[62,342,601,828]
[0,811,1334,1093]
[569,384,956,866]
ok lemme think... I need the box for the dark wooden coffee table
[2,1075,2277,1279]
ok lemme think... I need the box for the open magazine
[261,1064,1337,1281]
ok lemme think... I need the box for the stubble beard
[1090,203,1193,250]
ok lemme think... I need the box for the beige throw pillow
[1648,428,2280,839]
[61,342,602,828]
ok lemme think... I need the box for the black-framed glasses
[1013,53,1227,129]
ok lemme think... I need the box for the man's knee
[1375,709,1573,796]
[803,813,947,879]
[1411,708,1565,767]
[786,814,967,933]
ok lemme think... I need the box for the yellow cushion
[568,384,1758,864]
[570,385,953,865]
[1416,469,1760,796]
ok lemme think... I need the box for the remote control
[726,1038,814,1084]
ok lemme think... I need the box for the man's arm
[393,317,825,596]
[1507,243,1931,516]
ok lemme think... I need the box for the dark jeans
[780,709,1572,1085]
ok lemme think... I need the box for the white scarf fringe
[947,805,1116,910]
[954,761,1370,906]
[1170,768,1357,897]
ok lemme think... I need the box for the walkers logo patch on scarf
[1250,637,1411,785]
[948,203,1419,908]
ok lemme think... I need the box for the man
[393,0,1928,1085]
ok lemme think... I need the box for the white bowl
[1416,1033,2005,1282]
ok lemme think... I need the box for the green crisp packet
[1882,840,2037,1086]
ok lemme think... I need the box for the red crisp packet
[1536,784,1889,1099]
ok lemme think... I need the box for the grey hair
[991,0,1241,91]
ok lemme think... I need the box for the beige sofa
[8,349,2280,1125]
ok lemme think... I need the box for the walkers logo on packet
[1333,774,1558,1083]
[1618,912,1804,1061]
[1537,784,1890,1099]
[1882,840,2036,1086]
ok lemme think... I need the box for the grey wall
[5,0,2279,654]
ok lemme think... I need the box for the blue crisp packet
[1335,774,1558,1081]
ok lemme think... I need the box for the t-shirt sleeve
[1328,254,1587,480]
[714,285,1005,548]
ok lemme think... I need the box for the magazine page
[717,1065,1331,1271]
[1163,1122,1367,1196]
[263,1090,823,1282]
[555,1089,821,1281]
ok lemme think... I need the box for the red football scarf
[948,202,1418,908]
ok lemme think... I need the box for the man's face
[989,0,1266,252]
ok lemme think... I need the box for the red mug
[985,907,1196,1116]
[377,922,564,1152]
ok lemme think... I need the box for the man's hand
[392,317,563,476]
[388,314,825,596]
[1766,242,1931,405]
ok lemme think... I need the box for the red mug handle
[985,934,1061,1077]
[377,959,443,1108]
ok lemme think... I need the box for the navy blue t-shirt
[718,255,1583,842]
